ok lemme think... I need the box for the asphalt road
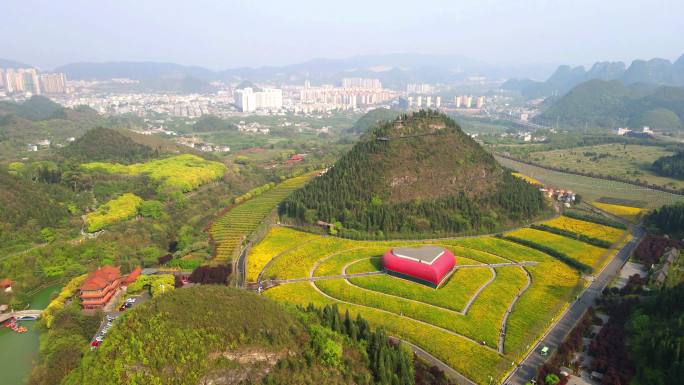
[502,225,645,385]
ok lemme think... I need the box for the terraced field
[542,216,625,243]
[591,201,644,223]
[506,227,608,270]
[250,214,629,384]
[209,174,313,265]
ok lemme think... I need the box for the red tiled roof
[81,266,121,291]
[0,278,12,288]
[123,267,142,285]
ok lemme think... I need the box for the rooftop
[392,246,445,265]
[81,266,121,291]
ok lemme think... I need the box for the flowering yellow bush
[81,154,227,192]
[43,274,88,328]
[85,193,143,232]
[512,172,542,185]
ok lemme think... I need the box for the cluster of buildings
[174,136,231,153]
[56,92,233,117]
[293,79,398,112]
[616,126,654,139]
[540,187,577,207]
[342,77,382,89]
[453,95,485,109]
[400,94,485,111]
[0,68,68,95]
[406,83,434,94]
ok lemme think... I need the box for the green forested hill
[652,152,684,180]
[0,96,66,121]
[539,80,684,130]
[281,111,545,237]
[60,286,374,385]
[0,170,78,253]
[348,108,402,134]
[60,127,156,164]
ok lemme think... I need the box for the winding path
[341,257,498,316]
[498,267,532,354]
[307,274,500,354]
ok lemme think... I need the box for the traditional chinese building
[80,266,123,310]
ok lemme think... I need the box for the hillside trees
[281,111,544,237]
[652,152,684,180]
[643,203,684,239]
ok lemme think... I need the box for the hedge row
[498,234,592,273]
[531,224,612,248]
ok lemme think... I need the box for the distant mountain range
[504,54,684,98]
[537,79,684,130]
[0,58,32,69]
[51,54,517,89]
[1,54,560,91]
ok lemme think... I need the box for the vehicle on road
[540,346,549,356]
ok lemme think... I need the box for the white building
[342,77,382,89]
[234,87,283,112]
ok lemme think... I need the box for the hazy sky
[2,0,683,70]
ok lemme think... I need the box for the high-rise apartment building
[234,87,283,112]
[0,67,67,94]
[406,83,433,94]
[39,73,68,94]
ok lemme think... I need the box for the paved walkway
[264,271,384,284]
[502,225,644,385]
[389,337,478,385]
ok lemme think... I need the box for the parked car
[95,336,103,342]
[119,305,127,312]
[91,340,100,347]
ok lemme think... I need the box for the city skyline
[2,0,683,71]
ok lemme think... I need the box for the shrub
[85,193,143,232]
[188,265,231,285]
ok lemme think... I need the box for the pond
[0,284,61,385]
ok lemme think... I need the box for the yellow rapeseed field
[591,201,643,223]
[543,216,624,243]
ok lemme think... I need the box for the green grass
[496,155,684,209]
[525,143,684,190]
